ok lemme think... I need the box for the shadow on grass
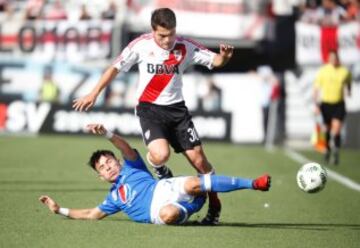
[101,218,133,223]
[183,221,360,231]
[0,188,108,192]
[86,219,360,231]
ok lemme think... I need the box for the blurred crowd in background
[0,0,358,23]
[0,0,117,20]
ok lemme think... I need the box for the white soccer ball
[296,162,327,193]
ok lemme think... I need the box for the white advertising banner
[217,74,263,143]
[296,21,360,66]
[296,22,322,66]
[126,1,266,41]
[0,58,263,142]
[338,22,360,66]
[0,20,113,62]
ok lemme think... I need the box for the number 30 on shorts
[187,127,199,143]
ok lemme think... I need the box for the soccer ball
[296,162,327,193]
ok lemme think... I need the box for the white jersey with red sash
[112,33,216,105]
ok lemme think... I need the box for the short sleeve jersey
[112,33,216,105]
[98,152,157,223]
[314,64,352,103]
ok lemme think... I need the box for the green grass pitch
[0,135,359,248]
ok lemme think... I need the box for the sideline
[284,148,360,192]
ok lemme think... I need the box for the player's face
[95,155,121,182]
[153,25,176,50]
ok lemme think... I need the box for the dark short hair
[88,150,115,170]
[151,8,176,30]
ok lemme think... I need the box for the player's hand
[219,44,234,60]
[86,124,107,135]
[39,195,60,214]
[72,93,97,112]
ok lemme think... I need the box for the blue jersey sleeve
[98,194,121,215]
[123,150,148,171]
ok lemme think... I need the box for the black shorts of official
[320,101,346,125]
[136,101,201,153]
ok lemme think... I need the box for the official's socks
[325,131,331,150]
[334,134,341,148]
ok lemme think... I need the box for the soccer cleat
[200,204,221,225]
[153,165,173,180]
[252,174,271,191]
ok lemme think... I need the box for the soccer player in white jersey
[39,124,271,225]
[73,8,234,225]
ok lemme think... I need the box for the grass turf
[0,135,359,248]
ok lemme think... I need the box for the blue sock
[178,195,206,216]
[174,195,206,224]
[174,196,206,224]
[200,175,254,192]
[174,205,187,224]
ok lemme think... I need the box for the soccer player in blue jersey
[39,124,271,225]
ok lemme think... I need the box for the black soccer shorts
[136,101,202,153]
[320,101,346,125]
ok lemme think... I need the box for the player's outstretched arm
[212,44,234,68]
[72,66,119,112]
[86,124,137,161]
[39,195,107,220]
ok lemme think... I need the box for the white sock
[198,168,216,177]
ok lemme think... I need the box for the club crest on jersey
[173,50,182,61]
[118,184,130,203]
[147,63,179,74]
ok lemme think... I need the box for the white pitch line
[284,148,360,192]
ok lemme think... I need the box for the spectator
[338,0,350,9]
[301,0,321,23]
[79,4,92,20]
[39,66,60,103]
[25,0,44,20]
[199,77,222,112]
[346,0,360,20]
[316,0,347,26]
[101,1,117,20]
[0,0,8,12]
[0,0,14,19]
[45,0,67,20]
